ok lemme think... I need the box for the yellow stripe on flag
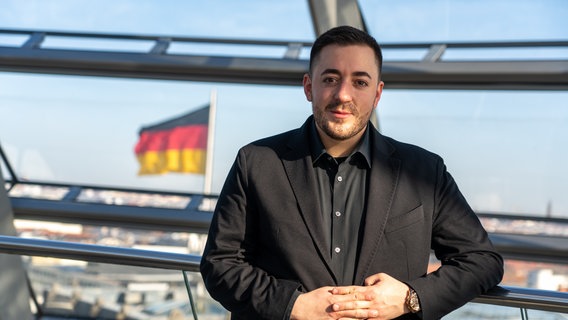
[137,149,206,175]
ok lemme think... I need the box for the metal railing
[0,235,567,317]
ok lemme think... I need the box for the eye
[323,77,338,85]
[354,79,369,87]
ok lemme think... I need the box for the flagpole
[203,89,217,195]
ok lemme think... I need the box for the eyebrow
[320,68,372,79]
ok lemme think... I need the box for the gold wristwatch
[406,288,421,313]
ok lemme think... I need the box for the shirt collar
[309,118,372,168]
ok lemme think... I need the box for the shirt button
[335,211,341,217]
[337,176,343,182]
[334,247,341,253]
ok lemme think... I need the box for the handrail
[475,286,568,314]
[0,235,567,314]
[0,235,200,272]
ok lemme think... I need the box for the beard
[313,101,371,141]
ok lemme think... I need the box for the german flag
[134,105,209,175]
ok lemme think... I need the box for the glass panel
[445,302,522,319]
[8,184,69,200]
[0,33,27,47]
[168,42,297,59]
[526,309,568,319]
[481,217,568,237]
[2,72,567,217]
[382,48,429,61]
[362,0,568,42]
[379,90,568,217]
[0,1,313,40]
[449,301,568,319]
[428,253,568,292]
[443,47,568,61]
[503,259,568,291]
[0,72,309,194]
[42,36,155,53]
[77,189,191,210]
[15,220,208,254]
[25,258,226,319]
[16,220,223,318]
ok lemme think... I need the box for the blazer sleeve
[406,158,504,320]
[200,148,301,319]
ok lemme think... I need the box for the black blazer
[201,117,503,320]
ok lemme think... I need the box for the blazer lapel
[354,130,401,285]
[281,119,337,284]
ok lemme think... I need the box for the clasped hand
[290,273,410,320]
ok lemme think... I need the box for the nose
[334,80,353,103]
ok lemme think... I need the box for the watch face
[409,290,420,312]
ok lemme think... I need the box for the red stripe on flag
[135,124,207,154]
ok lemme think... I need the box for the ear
[303,73,312,101]
[373,81,384,109]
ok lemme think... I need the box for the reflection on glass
[25,258,227,319]
[16,221,221,318]
[77,189,191,210]
[8,184,69,200]
[42,36,155,53]
[445,302,524,319]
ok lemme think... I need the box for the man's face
[303,44,384,142]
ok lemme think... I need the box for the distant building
[527,269,568,291]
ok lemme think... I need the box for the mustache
[325,102,357,113]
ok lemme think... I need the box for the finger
[364,272,386,286]
[332,286,359,295]
[332,300,373,311]
[330,294,360,304]
[330,291,373,305]
[334,308,379,319]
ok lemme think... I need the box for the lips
[326,104,355,119]
[330,110,351,119]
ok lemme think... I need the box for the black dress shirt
[309,120,372,285]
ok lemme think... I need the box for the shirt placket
[331,162,346,260]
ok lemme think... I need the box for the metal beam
[10,196,213,233]
[2,29,568,89]
[1,44,567,90]
[307,0,367,36]
[0,46,308,86]
[382,60,568,90]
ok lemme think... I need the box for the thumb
[364,272,387,286]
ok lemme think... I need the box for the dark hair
[309,25,383,79]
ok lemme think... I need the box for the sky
[0,0,567,217]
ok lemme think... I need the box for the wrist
[290,293,305,320]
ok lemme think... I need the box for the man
[200,26,503,320]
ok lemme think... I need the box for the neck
[316,126,366,157]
